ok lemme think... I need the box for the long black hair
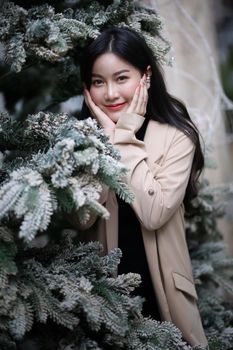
[79,27,204,208]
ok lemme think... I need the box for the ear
[145,65,152,89]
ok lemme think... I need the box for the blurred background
[0,0,232,249]
[0,1,232,347]
[145,0,233,255]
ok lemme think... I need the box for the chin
[106,107,128,123]
[107,113,121,123]
[102,109,120,123]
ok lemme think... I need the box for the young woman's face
[89,52,142,122]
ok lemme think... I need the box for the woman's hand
[126,74,148,117]
[84,88,115,134]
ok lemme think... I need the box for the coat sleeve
[114,113,195,231]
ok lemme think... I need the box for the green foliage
[0,2,180,347]
[0,227,17,280]
[0,111,133,241]
[220,45,233,101]
[0,1,170,71]
[0,233,196,350]
[0,0,171,117]
[186,177,233,349]
[1,1,232,349]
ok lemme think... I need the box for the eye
[92,79,104,86]
[117,75,128,82]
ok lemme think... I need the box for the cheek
[123,80,140,100]
[89,88,101,105]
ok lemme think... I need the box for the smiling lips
[104,102,126,111]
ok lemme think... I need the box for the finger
[142,83,148,115]
[84,89,115,129]
[85,89,106,119]
[128,84,140,113]
[141,75,148,113]
[136,76,148,116]
[84,89,93,107]
[84,89,99,119]
[84,89,98,113]
[84,89,90,105]
[142,80,147,103]
[135,78,145,114]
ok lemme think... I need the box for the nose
[105,82,119,101]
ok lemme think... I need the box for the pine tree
[0,111,193,350]
[0,1,198,349]
[0,1,232,349]
[186,154,233,350]
[0,0,170,118]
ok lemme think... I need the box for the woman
[78,26,208,347]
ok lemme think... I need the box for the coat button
[148,188,154,195]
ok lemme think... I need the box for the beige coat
[81,113,208,347]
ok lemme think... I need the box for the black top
[117,117,161,320]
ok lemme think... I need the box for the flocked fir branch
[0,0,171,115]
[0,1,170,72]
[186,176,233,349]
[0,232,198,350]
[0,109,206,350]
[0,111,133,241]
[0,1,232,349]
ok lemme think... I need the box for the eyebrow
[91,69,130,78]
